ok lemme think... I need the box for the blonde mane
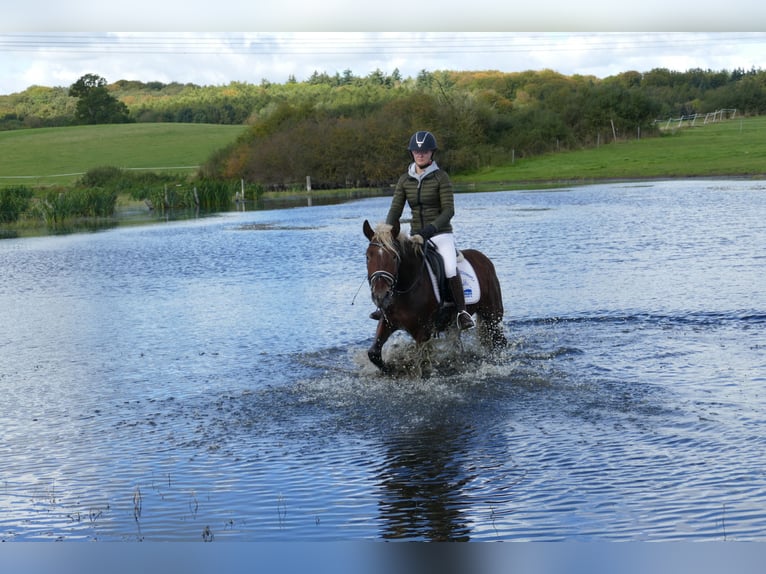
[372,223,398,252]
[372,222,422,257]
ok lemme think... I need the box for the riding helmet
[407,131,437,152]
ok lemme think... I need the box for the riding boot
[370,309,382,320]
[448,274,475,330]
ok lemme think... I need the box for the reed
[34,186,117,226]
[0,185,33,223]
[133,486,144,542]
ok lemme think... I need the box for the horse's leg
[368,318,394,372]
[483,280,508,349]
[464,250,507,351]
[472,300,507,350]
[483,315,508,349]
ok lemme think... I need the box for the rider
[370,130,475,331]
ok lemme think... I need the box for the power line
[0,32,764,57]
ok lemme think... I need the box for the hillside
[454,114,766,188]
[0,123,246,186]
[2,116,764,194]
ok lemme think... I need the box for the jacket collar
[408,160,440,182]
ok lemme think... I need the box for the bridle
[367,237,427,296]
[367,240,399,291]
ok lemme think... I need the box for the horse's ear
[392,219,400,239]
[363,219,374,240]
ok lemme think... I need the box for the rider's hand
[415,224,437,242]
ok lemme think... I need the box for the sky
[2,2,765,95]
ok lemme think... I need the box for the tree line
[1,66,765,188]
[199,67,766,188]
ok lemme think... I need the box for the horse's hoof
[493,331,509,349]
[368,349,385,371]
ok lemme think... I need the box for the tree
[69,74,132,124]
[341,69,355,85]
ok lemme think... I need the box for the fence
[655,109,737,130]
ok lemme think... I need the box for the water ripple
[2,181,766,541]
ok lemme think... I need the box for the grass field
[0,123,246,186]
[454,115,766,188]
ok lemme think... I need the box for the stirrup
[370,309,383,321]
[457,311,475,330]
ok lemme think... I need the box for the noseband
[367,240,399,289]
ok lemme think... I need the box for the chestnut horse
[364,219,506,372]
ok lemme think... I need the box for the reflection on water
[379,423,473,541]
[1,179,766,541]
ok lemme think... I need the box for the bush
[78,166,126,189]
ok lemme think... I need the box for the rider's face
[412,149,433,167]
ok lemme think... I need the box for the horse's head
[363,219,401,311]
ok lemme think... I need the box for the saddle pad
[426,252,481,305]
[457,255,481,304]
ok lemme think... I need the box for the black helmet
[407,130,437,152]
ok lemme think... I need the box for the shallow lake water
[1,179,765,541]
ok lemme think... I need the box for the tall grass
[34,186,117,226]
[0,186,33,223]
[79,168,245,214]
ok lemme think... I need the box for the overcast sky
[2,2,765,95]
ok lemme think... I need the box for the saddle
[423,245,449,303]
[423,242,481,306]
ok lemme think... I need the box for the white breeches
[429,233,458,278]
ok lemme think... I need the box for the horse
[363,219,507,372]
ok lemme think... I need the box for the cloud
[1,32,765,94]
[4,0,766,32]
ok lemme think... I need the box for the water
[1,179,765,541]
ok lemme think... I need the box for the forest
[1,66,765,189]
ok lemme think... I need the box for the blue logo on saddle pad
[458,262,480,304]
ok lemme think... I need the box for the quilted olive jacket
[385,161,454,235]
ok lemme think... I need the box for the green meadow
[454,115,766,189]
[0,123,247,187]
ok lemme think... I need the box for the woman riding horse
[364,218,507,372]
[370,130,475,331]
